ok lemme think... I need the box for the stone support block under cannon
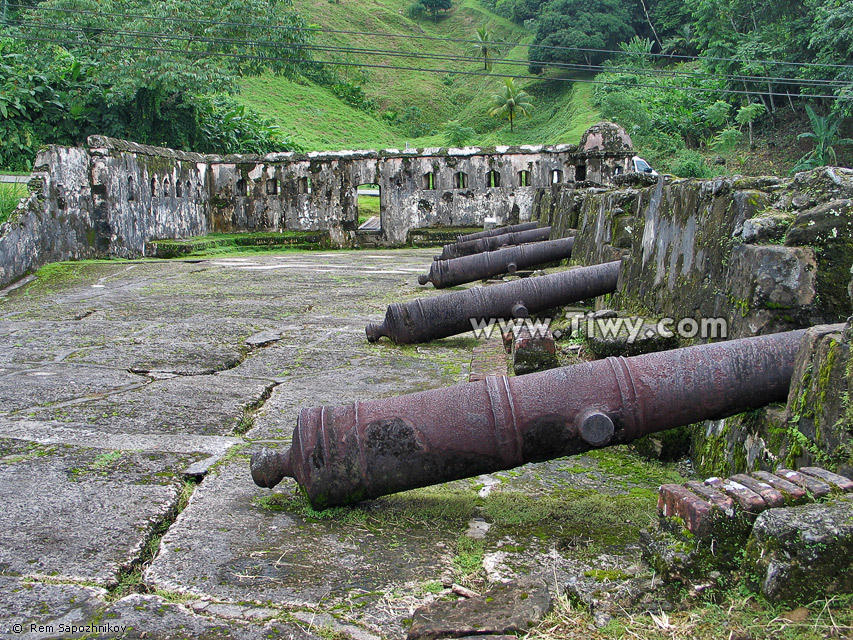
[435,227,553,261]
[252,329,806,509]
[457,222,539,244]
[418,237,576,289]
[367,260,621,344]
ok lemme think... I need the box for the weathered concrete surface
[0,576,108,639]
[0,438,199,583]
[0,248,686,638]
[0,578,322,640]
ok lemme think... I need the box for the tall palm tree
[488,78,533,132]
[472,27,493,71]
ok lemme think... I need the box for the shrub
[666,150,714,178]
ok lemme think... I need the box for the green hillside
[237,0,600,151]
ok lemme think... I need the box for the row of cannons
[252,223,806,510]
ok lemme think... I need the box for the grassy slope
[238,75,399,150]
[238,0,600,151]
[0,183,27,225]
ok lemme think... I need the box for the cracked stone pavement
[0,249,489,639]
[0,249,664,639]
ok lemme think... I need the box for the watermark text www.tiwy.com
[469,314,728,342]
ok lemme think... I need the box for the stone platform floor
[0,249,680,639]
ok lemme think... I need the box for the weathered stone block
[745,498,853,604]
[407,578,551,640]
[785,198,853,321]
[738,210,794,244]
[584,316,679,358]
[783,323,852,477]
[725,243,816,337]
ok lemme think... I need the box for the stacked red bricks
[658,467,853,538]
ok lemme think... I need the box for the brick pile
[658,467,853,538]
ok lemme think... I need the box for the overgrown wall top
[542,169,853,338]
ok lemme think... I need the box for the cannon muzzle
[435,227,553,261]
[369,260,621,344]
[457,222,539,244]
[251,448,293,488]
[420,237,576,289]
[251,330,806,509]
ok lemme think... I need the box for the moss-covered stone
[744,498,853,604]
[584,316,679,358]
[785,199,853,322]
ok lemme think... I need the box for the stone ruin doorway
[357,183,382,233]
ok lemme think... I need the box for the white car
[632,156,658,176]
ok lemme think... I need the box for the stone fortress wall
[0,123,634,288]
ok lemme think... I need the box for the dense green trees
[511,0,850,173]
[527,0,635,72]
[408,0,452,21]
[0,0,309,169]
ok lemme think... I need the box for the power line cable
[10,20,851,89]
[7,2,853,72]
[4,31,850,100]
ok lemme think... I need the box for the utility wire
[4,31,850,100]
[9,20,852,89]
[7,2,853,72]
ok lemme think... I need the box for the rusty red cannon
[418,237,576,289]
[435,227,553,261]
[368,260,620,344]
[456,221,539,243]
[252,329,806,509]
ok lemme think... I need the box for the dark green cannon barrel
[367,260,620,344]
[457,222,539,243]
[252,329,806,509]
[435,227,553,261]
[418,237,576,289]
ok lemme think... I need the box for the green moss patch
[146,231,331,258]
